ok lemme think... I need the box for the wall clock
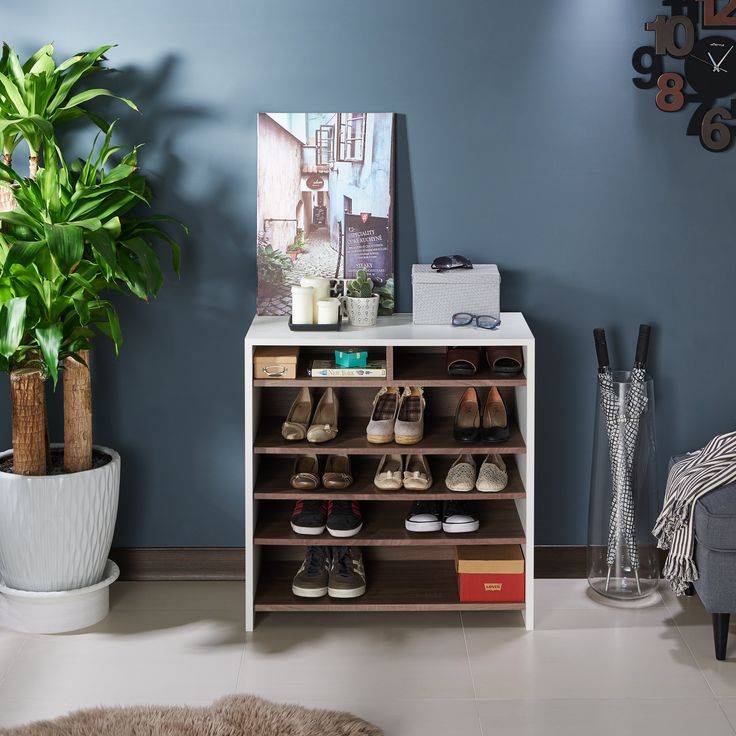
[633,0,736,152]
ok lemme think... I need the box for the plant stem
[28,153,38,180]
[10,368,48,475]
[63,350,93,473]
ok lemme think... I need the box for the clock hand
[717,45,734,69]
[692,53,721,69]
[708,51,721,69]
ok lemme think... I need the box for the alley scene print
[256,113,394,315]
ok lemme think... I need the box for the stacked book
[308,360,387,378]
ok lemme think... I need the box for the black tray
[288,313,342,331]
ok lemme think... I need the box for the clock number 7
[645,15,696,56]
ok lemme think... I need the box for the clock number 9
[645,15,696,57]
[632,46,663,89]
[656,73,686,111]
[701,107,733,152]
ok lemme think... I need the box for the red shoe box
[455,545,525,603]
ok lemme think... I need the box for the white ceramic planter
[342,294,379,327]
[0,445,120,592]
[0,560,120,633]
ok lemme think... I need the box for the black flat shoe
[481,387,510,443]
[453,387,480,443]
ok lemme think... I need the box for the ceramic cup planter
[0,444,120,592]
[341,294,379,327]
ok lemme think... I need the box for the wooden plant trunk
[10,368,48,476]
[0,153,17,214]
[63,350,93,473]
[28,154,38,180]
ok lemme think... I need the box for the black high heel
[453,387,480,443]
[482,387,510,443]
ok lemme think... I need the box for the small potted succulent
[343,269,380,327]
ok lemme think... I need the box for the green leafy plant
[374,274,394,315]
[257,234,292,288]
[0,43,136,176]
[346,268,375,299]
[0,43,184,477]
[286,233,309,255]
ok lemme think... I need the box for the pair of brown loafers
[446,346,524,377]
[290,455,353,490]
[453,387,510,443]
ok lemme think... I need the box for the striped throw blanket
[653,431,736,595]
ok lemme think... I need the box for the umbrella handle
[635,324,651,369]
[594,328,610,372]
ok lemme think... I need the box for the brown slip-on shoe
[447,346,481,376]
[282,387,313,441]
[485,346,524,376]
[453,387,480,443]
[290,455,321,490]
[323,455,353,489]
[482,386,510,443]
[307,388,339,443]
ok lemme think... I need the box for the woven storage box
[412,264,500,325]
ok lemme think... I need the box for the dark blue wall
[1,0,734,546]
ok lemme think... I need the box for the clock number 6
[701,107,733,152]
[645,15,696,57]
[656,73,686,112]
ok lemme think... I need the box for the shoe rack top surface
[245,312,534,346]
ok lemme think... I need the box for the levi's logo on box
[484,583,502,592]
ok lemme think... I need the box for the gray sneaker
[292,546,331,598]
[328,547,366,598]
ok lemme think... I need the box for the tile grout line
[459,612,485,736]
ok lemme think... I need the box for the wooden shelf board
[253,499,525,547]
[254,559,526,612]
[253,417,527,456]
[254,455,526,501]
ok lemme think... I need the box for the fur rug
[0,695,383,736]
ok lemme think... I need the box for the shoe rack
[244,313,535,631]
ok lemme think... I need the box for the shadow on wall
[48,55,253,545]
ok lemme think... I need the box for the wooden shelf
[254,499,525,547]
[393,350,526,387]
[254,455,527,501]
[254,559,526,612]
[253,417,527,455]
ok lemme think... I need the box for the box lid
[254,346,300,364]
[412,263,500,285]
[455,545,524,574]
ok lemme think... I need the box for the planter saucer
[0,559,119,634]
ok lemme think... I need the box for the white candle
[300,277,330,320]
[317,297,340,324]
[291,286,314,324]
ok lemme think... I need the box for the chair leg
[713,613,730,661]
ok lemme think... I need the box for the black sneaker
[326,500,363,537]
[328,547,366,598]
[442,500,479,533]
[292,546,331,597]
[405,500,442,532]
[291,500,327,535]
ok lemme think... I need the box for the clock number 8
[656,73,686,112]
[701,107,733,152]
[645,15,696,57]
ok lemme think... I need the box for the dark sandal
[447,346,481,376]
[485,346,524,376]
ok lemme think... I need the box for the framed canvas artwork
[256,112,395,315]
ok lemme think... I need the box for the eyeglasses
[431,255,473,273]
[452,313,501,330]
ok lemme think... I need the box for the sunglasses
[452,313,501,330]
[431,255,473,273]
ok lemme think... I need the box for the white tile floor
[0,580,735,734]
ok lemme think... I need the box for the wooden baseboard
[111,545,587,581]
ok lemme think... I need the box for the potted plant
[286,233,309,263]
[0,43,185,622]
[343,269,381,327]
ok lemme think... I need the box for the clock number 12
[702,0,736,28]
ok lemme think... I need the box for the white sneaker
[442,500,479,533]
